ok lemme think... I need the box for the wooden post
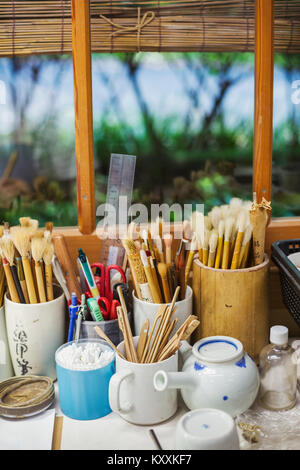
[253,0,274,204]
[71,0,95,234]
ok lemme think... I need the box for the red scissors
[83,291,120,321]
[91,263,126,304]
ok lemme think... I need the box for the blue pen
[68,292,79,342]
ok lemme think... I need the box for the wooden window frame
[69,0,300,248]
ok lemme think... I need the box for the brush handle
[35,261,47,303]
[3,263,20,303]
[52,234,81,299]
[143,265,161,304]
[221,242,230,270]
[11,265,26,303]
[45,264,54,301]
[22,257,38,303]
[231,232,244,269]
[214,238,223,269]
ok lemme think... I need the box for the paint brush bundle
[0,218,58,304]
[122,218,194,303]
[193,195,271,270]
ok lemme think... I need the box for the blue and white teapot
[154,336,260,417]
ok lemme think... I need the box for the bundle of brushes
[191,194,271,271]
[0,218,55,304]
[121,217,193,304]
[95,286,200,363]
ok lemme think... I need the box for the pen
[77,249,100,299]
[68,292,79,342]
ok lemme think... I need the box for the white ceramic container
[109,336,178,425]
[5,285,66,380]
[133,285,193,338]
[154,335,260,417]
[0,305,14,380]
[175,408,240,450]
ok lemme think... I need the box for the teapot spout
[153,370,195,392]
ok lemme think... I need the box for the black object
[113,282,131,312]
[271,239,300,326]
[149,429,163,450]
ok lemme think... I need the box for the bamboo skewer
[117,286,138,363]
[140,305,166,363]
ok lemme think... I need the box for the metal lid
[0,375,54,419]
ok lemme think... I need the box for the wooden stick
[140,305,166,363]
[94,326,126,360]
[137,319,149,362]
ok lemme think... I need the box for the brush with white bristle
[31,236,47,302]
[221,217,234,269]
[155,235,165,263]
[140,249,161,303]
[230,211,247,269]
[200,228,210,266]
[220,205,230,219]
[214,219,225,269]
[208,230,218,268]
[0,237,21,303]
[184,233,197,293]
[239,224,253,269]
[43,240,55,301]
[11,228,38,303]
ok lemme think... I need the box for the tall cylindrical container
[192,255,269,362]
[5,285,66,380]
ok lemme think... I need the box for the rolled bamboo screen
[0,0,300,57]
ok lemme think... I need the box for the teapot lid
[194,336,244,363]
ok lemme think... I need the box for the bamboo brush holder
[192,255,269,362]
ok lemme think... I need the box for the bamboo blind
[0,0,300,56]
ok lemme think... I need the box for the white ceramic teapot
[154,336,260,417]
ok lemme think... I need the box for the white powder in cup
[57,342,115,370]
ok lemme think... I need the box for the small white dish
[175,408,240,450]
[288,252,300,270]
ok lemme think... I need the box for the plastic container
[55,339,115,420]
[271,239,300,326]
[79,311,134,346]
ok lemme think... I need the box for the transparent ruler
[105,153,136,224]
[99,153,136,267]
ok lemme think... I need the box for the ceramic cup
[0,305,14,380]
[133,285,193,340]
[109,336,178,425]
[5,285,66,380]
[175,408,240,450]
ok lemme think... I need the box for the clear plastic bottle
[259,325,297,411]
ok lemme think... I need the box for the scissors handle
[98,297,110,321]
[105,265,126,303]
[110,299,120,321]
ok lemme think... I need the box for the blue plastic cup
[55,339,115,420]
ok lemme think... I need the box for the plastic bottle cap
[270,325,288,345]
